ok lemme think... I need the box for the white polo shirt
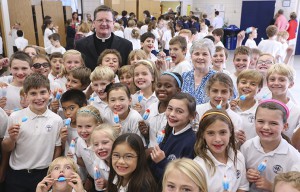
[0,107,8,138]
[147,101,167,147]
[240,136,300,192]
[170,59,193,75]
[93,157,110,180]
[131,90,158,115]
[196,102,242,131]
[91,95,109,116]
[102,108,143,137]
[285,99,300,139]
[4,107,63,170]
[234,100,258,140]
[194,149,249,192]
[76,137,96,178]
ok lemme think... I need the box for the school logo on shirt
[167,154,177,161]
[273,165,283,174]
[236,170,241,179]
[248,115,255,123]
[45,125,52,132]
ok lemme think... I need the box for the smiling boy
[2,73,63,191]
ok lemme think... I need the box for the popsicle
[19,116,28,125]
[69,139,76,155]
[239,94,250,101]
[257,160,267,173]
[156,130,165,144]
[216,100,223,109]
[55,177,67,182]
[55,89,63,100]
[142,109,150,120]
[222,175,229,191]
[114,112,119,124]
[138,91,143,103]
[65,118,71,127]
[89,97,95,105]
[94,166,101,180]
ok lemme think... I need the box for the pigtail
[161,123,172,145]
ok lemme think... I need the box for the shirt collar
[206,148,235,167]
[25,107,49,120]
[95,33,112,42]
[172,124,191,135]
[253,136,288,155]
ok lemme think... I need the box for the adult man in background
[75,5,132,70]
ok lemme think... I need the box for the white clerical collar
[96,33,112,42]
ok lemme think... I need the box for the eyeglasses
[95,19,113,24]
[33,62,50,69]
[257,60,273,65]
[112,153,138,162]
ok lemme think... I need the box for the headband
[162,72,182,88]
[259,99,290,119]
[200,111,231,122]
[77,109,101,121]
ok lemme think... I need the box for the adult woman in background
[181,38,216,104]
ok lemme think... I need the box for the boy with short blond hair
[231,69,263,141]
[273,171,300,192]
[2,73,63,191]
[89,66,115,114]
[266,63,299,139]
[168,36,192,75]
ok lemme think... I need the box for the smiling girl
[103,83,144,142]
[132,60,158,114]
[91,124,119,190]
[150,93,196,183]
[107,133,158,192]
[75,105,103,182]
[194,109,249,192]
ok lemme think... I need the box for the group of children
[0,14,300,192]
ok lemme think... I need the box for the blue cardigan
[150,127,196,182]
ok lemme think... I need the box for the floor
[226,52,300,102]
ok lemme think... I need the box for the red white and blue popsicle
[142,109,150,120]
[138,91,144,103]
[114,112,120,124]
[156,130,165,144]
[222,175,229,191]
[257,159,267,173]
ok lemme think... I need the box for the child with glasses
[32,54,62,92]
[107,133,158,192]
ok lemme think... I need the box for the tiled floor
[226,52,300,103]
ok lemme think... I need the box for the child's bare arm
[77,157,85,167]
[292,127,300,151]
[53,146,61,160]
[255,176,273,191]
[2,124,20,152]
